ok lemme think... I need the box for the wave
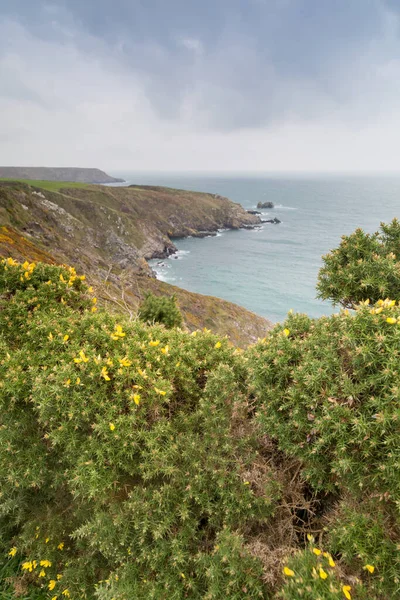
[169,250,191,259]
[157,274,177,283]
[274,204,297,210]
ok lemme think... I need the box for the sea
[109,172,400,323]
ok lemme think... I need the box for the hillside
[0,167,124,183]
[0,180,270,346]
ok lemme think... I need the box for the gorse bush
[248,306,400,498]
[317,218,400,308]
[138,292,183,329]
[0,258,278,599]
[248,305,400,598]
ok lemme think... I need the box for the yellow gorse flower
[8,547,17,557]
[342,585,351,599]
[131,394,141,405]
[40,560,52,567]
[283,566,295,577]
[74,350,89,364]
[154,387,167,396]
[214,341,222,349]
[322,551,335,567]
[312,548,321,556]
[283,328,290,337]
[118,357,132,367]
[111,325,126,340]
[319,567,328,579]
[364,564,375,573]
[49,580,57,591]
[101,367,110,381]
[386,317,397,324]
[6,257,18,266]
[109,423,115,431]
[149,340,160,347]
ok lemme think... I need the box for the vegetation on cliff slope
[1,219,399,599]
[0,179,270,346]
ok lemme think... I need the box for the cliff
[0,181,270,345]
[0,167,124,184]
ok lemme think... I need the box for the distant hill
[0,166,124,184]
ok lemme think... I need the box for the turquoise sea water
[111,173,400,323]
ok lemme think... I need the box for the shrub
[247,304,400,599]
[317,218,400,308]
[2,252,400,600]
[138,292,183,328]
[248,307,400,499]
[0,259,278,600]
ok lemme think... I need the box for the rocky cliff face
[0,181,270,346]
[0,182,261,268]
[0,167,124,183]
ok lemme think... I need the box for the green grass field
[0,178,90,191]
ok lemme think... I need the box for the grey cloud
[1,1,400,170]
[1,1,399,130]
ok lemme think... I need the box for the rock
[257,201,274,209]
[247,210,261,215]
[191,231,218,238]
[261,217,281,224]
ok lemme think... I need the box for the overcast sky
[1,0,400,173]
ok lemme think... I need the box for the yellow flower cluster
[282,539,375,600]
[21,260,36,281]
[74,350,89,364]
[110,324,126,341]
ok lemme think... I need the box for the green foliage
[0,258,278,599]
[248,307,400,499]
[278,539,363,600]
[2,223,400,600]
[317,218,400,308]
[327,500,400,599]
[248,300,400,599]
[138,291,183,328]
